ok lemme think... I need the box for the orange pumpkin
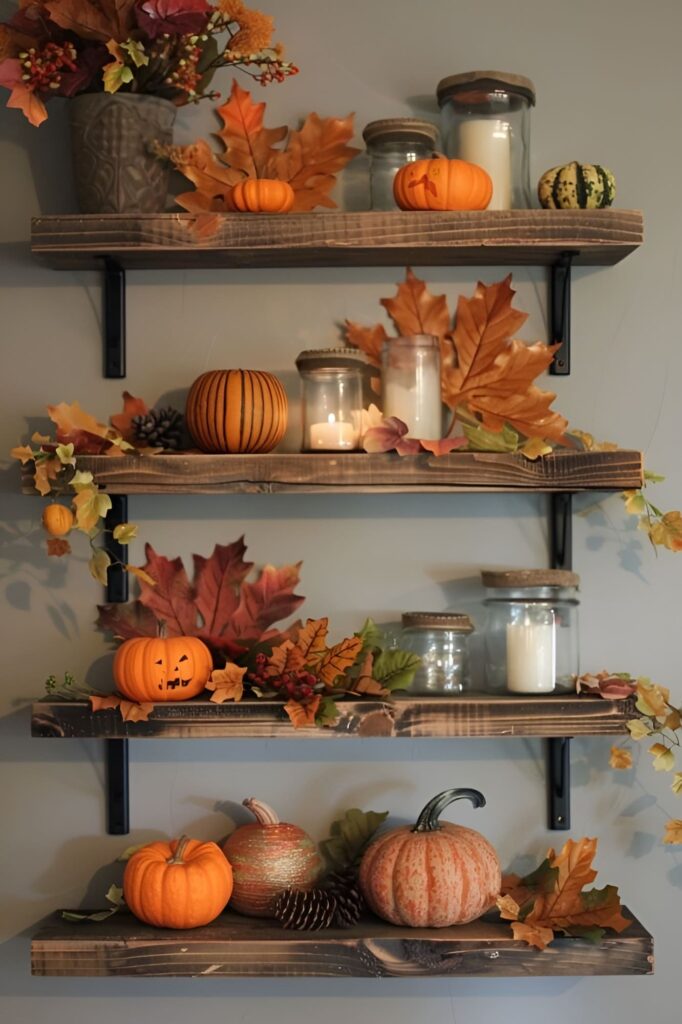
[42,503,74,537]
[222,798,322,917]
[123,835,233,929]
[113,636,213,702]
[393,157,492,211]
[185,369,288,454]
[359,788,501,928]
[230,179,295,213]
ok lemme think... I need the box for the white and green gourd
[537,161,616,209]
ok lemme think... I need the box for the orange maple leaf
[318,636,363,687]
[172,140,243,214]
[663,819,682,845]
[34,456,61,496]
[265,639,305,677]
[206,663,247,703]
[266,111,360,211]
[89,694,153,721]
[110,391,148,444]
[284,695,321,729]
[294,618,329,665]
[216,79,287,180]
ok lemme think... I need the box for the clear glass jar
[362,118,439,210]
[436,71,535,209]
[481,570,580,694]
[400,612,474,694]
[381,335,442,439]
[295,349,368,452]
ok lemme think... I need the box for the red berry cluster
[19,42,77,93]
[255,60,299,85]
[164,36,204,98]
[247,652,318,704]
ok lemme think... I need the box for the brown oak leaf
[47,537,71,557]
[45,0,137,42]
[206,664,247,703]
[284,695,321,729]
[89,694,153,722]
[346,651,389,697]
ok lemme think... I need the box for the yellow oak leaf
[649,742,675,772]
[520,437,554,461]
[664,708,682,730]
[284,695,321,728]
[649,511,682,551]
[636,679,670,719]
[88,548,111,586]
[663,819,682,844]
[496,894,521,921]
[609,746,633,770]
[206,663,247,703]
[622,490,647,516]
[33,456,61,496]
[113,523,138,544]
[70,470,94,491]
[125,564,156,586]
[31,432,52,445]
[626,717,652,740]
[55,443,76,466]
[671,773,682,795]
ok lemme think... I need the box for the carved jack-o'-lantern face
[113,637,213,703]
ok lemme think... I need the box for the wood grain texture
[20,451,644,495]
[30,210,643,270]
[31,908,653,977]
[31,695,636,739]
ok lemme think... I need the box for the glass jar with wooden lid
[400,612,474,694]
[362,118,439,210]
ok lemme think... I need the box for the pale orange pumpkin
[222,798,322,917]
[123,835,233,929]
[42,503,74,537]
[113,636,213,702]
[185,369,288,454]
[230,179,295,213]
[393,157,492,211]
[359,788,501,928]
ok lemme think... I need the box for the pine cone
[274,888,338,931]
[325,869,366,928]
[132,407,184,450]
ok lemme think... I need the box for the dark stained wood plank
[31,695,636,739]
[21,450,644,496]
[31,210,644,270]
[31,908,653,977]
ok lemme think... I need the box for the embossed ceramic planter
[70,93,176,214]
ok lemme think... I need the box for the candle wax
[459,119,512,211]
[506,620,556,693]
[309,414,357,451]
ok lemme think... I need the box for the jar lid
[362,118,440,147]
[436,71,536,108]
[295,348,372,373]
[402,612,475,633]
[481,569,580,589]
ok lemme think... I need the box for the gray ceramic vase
[70,93,177,214]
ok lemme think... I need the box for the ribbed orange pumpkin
[230,178,295,213]
[113,636,213,702]
[186,369,288,454]
[42,503,74,537]
[123,835,233,929]
[393,157,492,211]
[359,788,501,928]
[222,798,322,917]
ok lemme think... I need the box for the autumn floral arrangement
[0,0,296,127]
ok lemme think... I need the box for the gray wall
[1,0,680,1020]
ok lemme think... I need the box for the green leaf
[60,885,124,923]
[371,649,421,691]
[354,617,384,654]
[564,925,605,944]
[320,808,389,871]
[113,523,138,544]
[105,884,124,906]
[120,39,148,68]
[644,470,665,484]
[463,422,520,453]
[519,857,558,894]
[315,695,340,728]
[55,443,76,466]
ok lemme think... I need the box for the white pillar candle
[383,379,442,439]
[506,620,556,693]
[459,119,512,211]
[309,413,357,451]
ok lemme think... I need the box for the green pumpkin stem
[167,835,191,864]
[412,788,486,833]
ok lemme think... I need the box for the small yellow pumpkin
[393,157,492,211]
[123,835,233,929]
[113,636,213,702]
[42,503,74,537]
[230,179,295,213]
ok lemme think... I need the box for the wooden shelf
[32,695,635,740]
[21,450,644,496]
[30,210,643,270]
[31,908,652,977]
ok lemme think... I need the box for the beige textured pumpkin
[359,788,501,928]
[186,369,288,454]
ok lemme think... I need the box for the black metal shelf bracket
[547,490,574,830]
[103,494,130,834]
[549,251,578,377]
[103,258,126,379]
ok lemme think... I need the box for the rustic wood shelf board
[21,450,644,496]
[31,695,635,739]
[31,908,652,977]
[31,210,643,270]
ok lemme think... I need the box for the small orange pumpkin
[359,788,501,928]
[113,636,213,702]
[393,157,492,211]
[42,503,74,537]
[185,369,288,454]
[123,835,233,929]
[222,798,322,917]
[230,178,295,213]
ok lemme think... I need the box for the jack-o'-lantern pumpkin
[393,157,492,211]
[113,636,213,702]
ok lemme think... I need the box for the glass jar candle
[381,335,442,439]
[295,349,367,452]
[481,570,580,694]
[436,71,535,209]
[362,118,439,211]
[400,612,474,694]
